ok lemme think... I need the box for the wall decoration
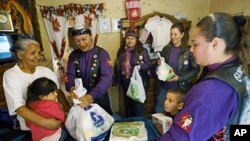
[99,18,111,33]
[0,0,43,50]
[111,18,121,33]
[0,10,14,32]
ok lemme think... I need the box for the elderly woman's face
[18,43,42,68]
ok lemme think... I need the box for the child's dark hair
[168,88,186,103]
[27,77,57,103]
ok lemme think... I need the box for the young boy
[164,88,186,118]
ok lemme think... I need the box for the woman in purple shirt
[155,23,200,113]
[158,12,250,141]
[114,29,151,117]
[65,24,113,115]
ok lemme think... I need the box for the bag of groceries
[65,104,114,141]
[126,67,146,103]
[156,53,175,81]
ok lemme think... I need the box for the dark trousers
[0,130,32,141]
[59,127,76,141]
[125,96,144,117]
[121,75,145,117]
[94,93,113,115]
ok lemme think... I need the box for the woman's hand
[40,118,61,130]
[69,87,78,100]
[167,74,179,82]
[16,106,61,130]
[157,58,161,65]
[79,94,93,108]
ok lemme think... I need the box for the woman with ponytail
[157,12,250,141]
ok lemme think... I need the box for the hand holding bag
[126,67,146,103]
[156,53,175,81]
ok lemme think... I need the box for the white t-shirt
[3,64,59,130]
[145,17,173,52]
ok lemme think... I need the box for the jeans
[154,88,167,113]
[59,127,76,141]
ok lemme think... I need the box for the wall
[35,0,210,113]
[210,0,250,15]
[36,0,210,67]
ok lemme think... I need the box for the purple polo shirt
[166,46,181,89]
[158,57,239,140]
[65,46,112,99]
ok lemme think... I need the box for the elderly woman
[2,38,70,140]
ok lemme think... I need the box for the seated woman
[2,38,69,140]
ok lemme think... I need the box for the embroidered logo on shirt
[177,112,193,133]
[106,59,112,67]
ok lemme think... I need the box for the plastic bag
[156,53,175,81]
[126,67,146,103]
[65,104,114,141]
[65,105,79,140]
[73,78,87,104]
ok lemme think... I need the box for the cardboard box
[152,113,172,135]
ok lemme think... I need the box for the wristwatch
[0,14,8,24]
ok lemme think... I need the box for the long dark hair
[27,77,57,103]
[171,22,188,46]
[118,35,144,59]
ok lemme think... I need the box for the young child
[164,88,186,118]
[26,77,67,141]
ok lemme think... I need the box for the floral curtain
[69,3,104,43]
[39,3,104,86]
[40,5,69,85]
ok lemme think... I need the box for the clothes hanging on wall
[139,15,173,52]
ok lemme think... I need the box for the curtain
[39,3,104,86]
[40,5,69,85]
[69,3,104,44]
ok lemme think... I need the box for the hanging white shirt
[145,17,172,52]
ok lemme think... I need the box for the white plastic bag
[156,53,175,81]
[65,104,114,141]
[126,67,146,103]
[73,78,87,104]
[65,104,80,140]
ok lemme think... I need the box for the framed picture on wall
[111,18,121,33]
[99,18,111,33]
[0,0,43,50]
[0,11,14,32]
